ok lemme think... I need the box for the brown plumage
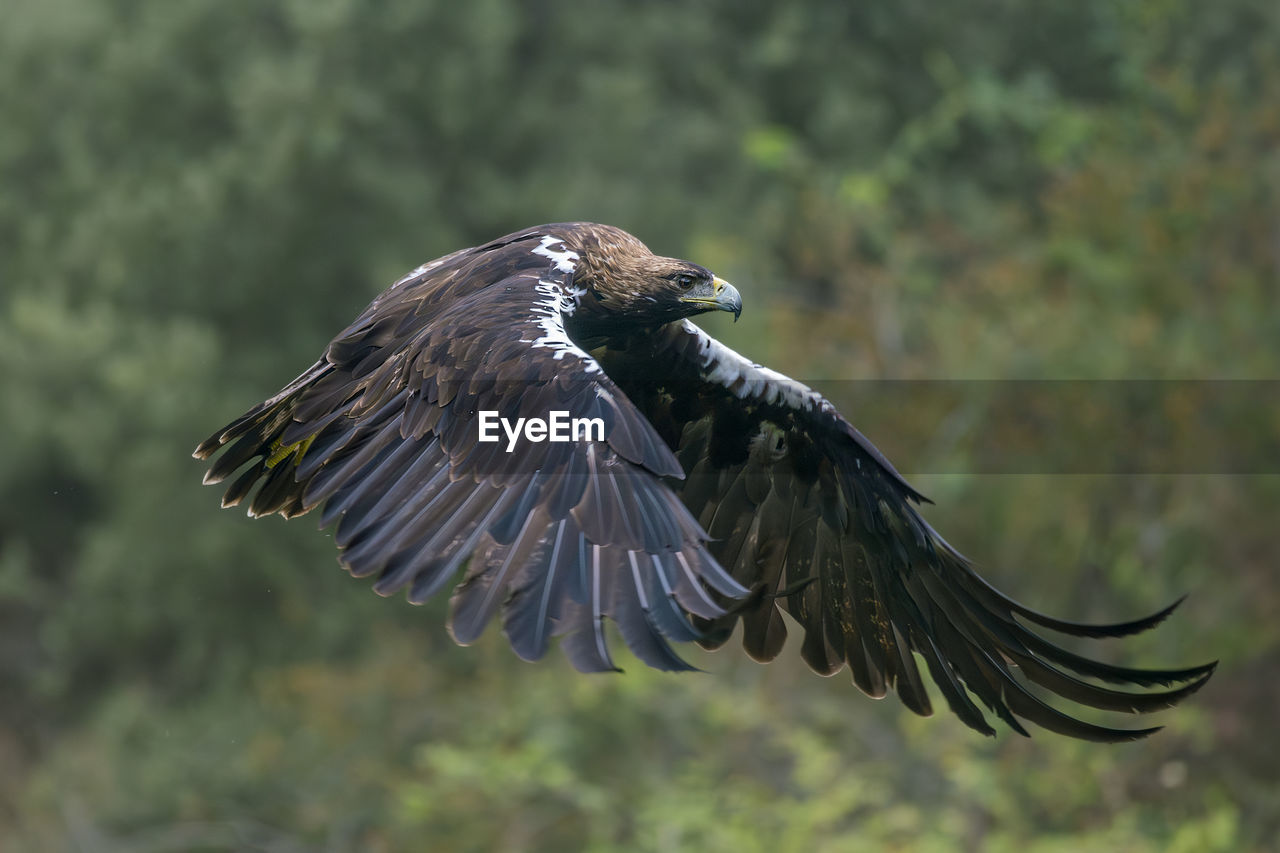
[195,222,1214,741]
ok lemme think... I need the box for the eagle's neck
[562,305,661,352]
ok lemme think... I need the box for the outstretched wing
[602,319,1215,741]
[194,231,746,673]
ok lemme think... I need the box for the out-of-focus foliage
[2,0,1276,849]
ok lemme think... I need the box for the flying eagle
[195,222,1213,741]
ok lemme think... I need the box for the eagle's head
[558,223,742,329]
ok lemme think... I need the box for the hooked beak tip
[713,278,742,321]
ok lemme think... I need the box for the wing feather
[598,318,1214,741]
[195,226,745,675]
[195,224,1210,741]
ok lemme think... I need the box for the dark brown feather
[195,222,1212,741]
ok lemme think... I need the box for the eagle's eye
[674,273,698,290]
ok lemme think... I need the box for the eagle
[195,222,1213,741]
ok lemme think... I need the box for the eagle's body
[195,222,1212,741]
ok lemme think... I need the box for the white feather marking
[523,278,600,373]
[678,319,822,410]
[532,235,581,275]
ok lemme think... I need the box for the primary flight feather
[195,222,1213,741]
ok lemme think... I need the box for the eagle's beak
[681,276,743,322]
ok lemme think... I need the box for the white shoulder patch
[678,319,824,411]
[523,278,600,374]
[532,235,581,275]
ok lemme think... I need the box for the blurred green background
[3,0,1278,850]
